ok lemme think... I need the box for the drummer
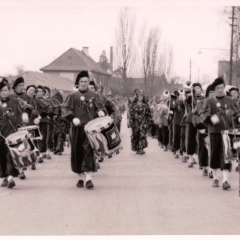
[0,79,24,188]
[200,77,240,190]
[62,71,107,189]
[10,77,39,180]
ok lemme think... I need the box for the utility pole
[229,6,236,85]
[189,59,192,81]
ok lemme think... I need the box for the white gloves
[22,113,29,124]
[98,111,105,117]
[73,118,81,126]
[33,116,41,125]
[210,114,219,125]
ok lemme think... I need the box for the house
[40,47,112,89]
[7,71,74,95]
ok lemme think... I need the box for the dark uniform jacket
[172,101,184,126]
[185,95,205,123]
[199,95,240,133]
[61,89,107,127]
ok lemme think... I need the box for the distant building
[112,67,123,78]
[218,60,240,87]
[40,47,111,89]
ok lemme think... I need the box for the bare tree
[114,7,136,82]
[161,42,174,83]
[139,24,162,95]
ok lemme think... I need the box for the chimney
[110,46,113,71]
[83,47,89,56]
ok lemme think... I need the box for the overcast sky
[0,0,238,83]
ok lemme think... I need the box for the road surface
[0,113,239,235]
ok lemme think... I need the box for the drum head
[85,116,112,132]
[18,125,38,131]
[6,131,29,145]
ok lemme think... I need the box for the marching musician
[228,87,239,101]
[0,79,25,188]
[25,85,41,169]
[10,77,39,125]
[199,77,240,190]
[226,86,240,172]
[152,100,160,143]
[155,98,164,148]
[168,93,177,154]
[185,83,205,168]
[26,85,37,98]
[43,86,59,159]
[158,92,171,151]
[51,91,69,156]
[178,91,188,162]
[62,71,107,189]
[10,77,39,179]
[36,86,53,161]
[150,99,158,138]
[192,84,215,177]
[172,91,184,159]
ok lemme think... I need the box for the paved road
[0,113,240,235]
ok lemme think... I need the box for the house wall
[42,71,77,82]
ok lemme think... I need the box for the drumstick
[8,119,17,132]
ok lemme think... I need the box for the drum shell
[6,132,40,169]
[85,117,123,160]
[221,130,240,163]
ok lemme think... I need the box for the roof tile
[7,71,74,92]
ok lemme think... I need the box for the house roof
[7,71,74,92]
[40,48,111,76]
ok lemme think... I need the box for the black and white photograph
[0,0,240,237]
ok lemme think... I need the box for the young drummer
[0,80,25,188]
[200,77,240,190]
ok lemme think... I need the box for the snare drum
[84,116,123,160]
[18,125,42,140]
[6,131,40,169]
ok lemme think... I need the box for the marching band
[146,76,240,191]
[0,72,239,193]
